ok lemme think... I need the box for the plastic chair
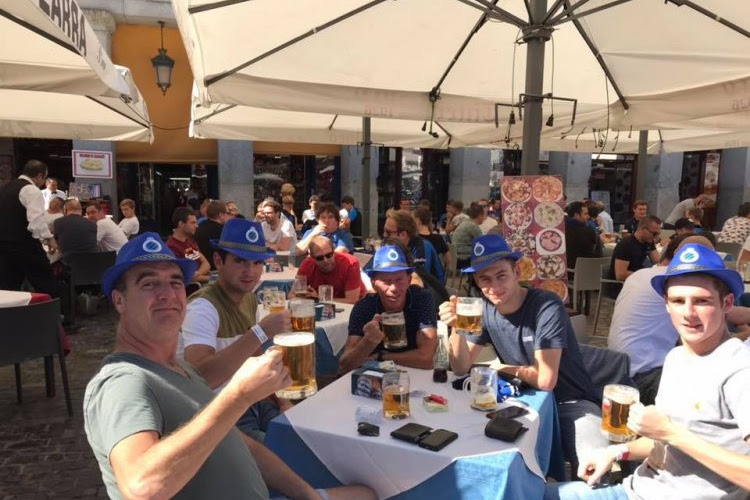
[593,264,623,335]
[716,242,742,260]
[0,299,72,415]
[66,251,116,325]
[578,344,635,404]
[567,257,611,314]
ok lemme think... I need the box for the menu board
[501,175,569,302]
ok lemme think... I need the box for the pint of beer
[456,297,483,334]
[267,290,287,314]
[382,371,410,419]
[290,298,316,332]
[293,275,308,298]
[381,311,407,350]
[601,384,639,442]
[274,331,317,399]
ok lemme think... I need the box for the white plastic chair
[567,257,611,314]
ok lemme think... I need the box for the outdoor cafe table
[266,367,564,500]
[257,268,298,295]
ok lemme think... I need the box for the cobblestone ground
[0,307,117,499]
[0,293,615,498]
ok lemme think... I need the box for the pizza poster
[501,175,568,303]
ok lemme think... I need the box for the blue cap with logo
[462,234,523,273]
[651,243,743,299]
[366,244,415,277]
[102,232,199,300]
[210,219,276,262]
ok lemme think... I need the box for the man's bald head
[678,234,714,251]
[64,199,83,215]
[309,235,334,254]
[48,197,64,213]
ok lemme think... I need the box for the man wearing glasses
[609,215,662,283]
[292,236,366,304]
[260,199,297,251]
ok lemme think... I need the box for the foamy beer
[290,298,315,332]
[267,290,286,314]
[381,311,407,349]
[456,297,483,334]
[382,371,410,419]
[601,384,640,442]
[274,331,317,399]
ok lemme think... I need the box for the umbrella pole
[521,0,550,176]
[361,116,373,238]
[635,130,648,200]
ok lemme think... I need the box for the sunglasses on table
[313,252,335,262]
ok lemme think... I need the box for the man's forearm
[191,335,262,389]
[244,437,318,500]
[383,346,433,369]
[448,331,473,376]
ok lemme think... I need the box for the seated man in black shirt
[623,199,649,234]
[564,201,601,269]
[609,215,661,287]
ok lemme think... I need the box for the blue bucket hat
[366,245,414,277]
[102,232,199,300]
[210,219,276,262]
[463,234,523,273]
[651,243,744,299]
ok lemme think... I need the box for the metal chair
[66,251,116,326]
[0,299,73,415]
[593,264,624,335]
[567,257,611,314]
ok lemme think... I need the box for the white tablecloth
[258,268,298,286]
[284,367,543,500]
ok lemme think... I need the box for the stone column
[548,152,591,202]
[217,140,254,217]
[74,10,118,212]
[643,152,683,221]
[340,145,379,237]
[717,148,750,227]
[448,148,491,204]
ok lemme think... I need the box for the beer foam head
[274,332,315,346]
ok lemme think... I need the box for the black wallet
[485,417,528,442]
[390,423,433,444]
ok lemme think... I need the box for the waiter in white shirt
[0,160,61,297]
[41,177,67,210]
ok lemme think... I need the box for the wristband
[608,443,630,461]
[251,324,268,344]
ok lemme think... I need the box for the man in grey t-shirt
[546,243,750,500]
[84,233,375,500]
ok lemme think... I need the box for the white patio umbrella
[0,1,152,141]
[173,0,749,166]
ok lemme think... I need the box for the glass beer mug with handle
[456,297,483,335]
[601,384,640,442]
[381,311,407,350]
[258,286,279,310]
[289,298,316,332]
[267,290,287,314]
[382,371,410,419]
[292,275,308,298]
[463,366,498,411]
[274,331,317,399]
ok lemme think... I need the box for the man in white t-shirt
[85,201,128,253]
[547,242,750,500]
[260,199,297,251]
[117,198,139,238]
[663,193,711,227]
[178,219,292,441]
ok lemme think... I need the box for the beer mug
[382,371,410,419]
[274,331,317,399]
[267,290,287,314]
[456,297,483,335]
[289,298,316,332]
[601,384,640,442]
[463,366,498,411]
[293,275,308,298]
[381,311,407,350]
[318,285,334,303]
[258,287,279,310]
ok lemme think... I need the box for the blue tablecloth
[266,387,565,500]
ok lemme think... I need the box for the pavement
[0,293,614,498]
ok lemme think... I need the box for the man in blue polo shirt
[339,244,437,373]
[439,234,607,471]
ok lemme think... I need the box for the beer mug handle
[462,377,472,398]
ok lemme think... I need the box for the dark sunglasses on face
[313,251,334,262]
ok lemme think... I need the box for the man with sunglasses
[292,236,366,304]
[609,215,662,283]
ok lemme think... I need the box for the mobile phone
[390,423,433,444]
[417,429,459,451]
[486,405,529,420]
